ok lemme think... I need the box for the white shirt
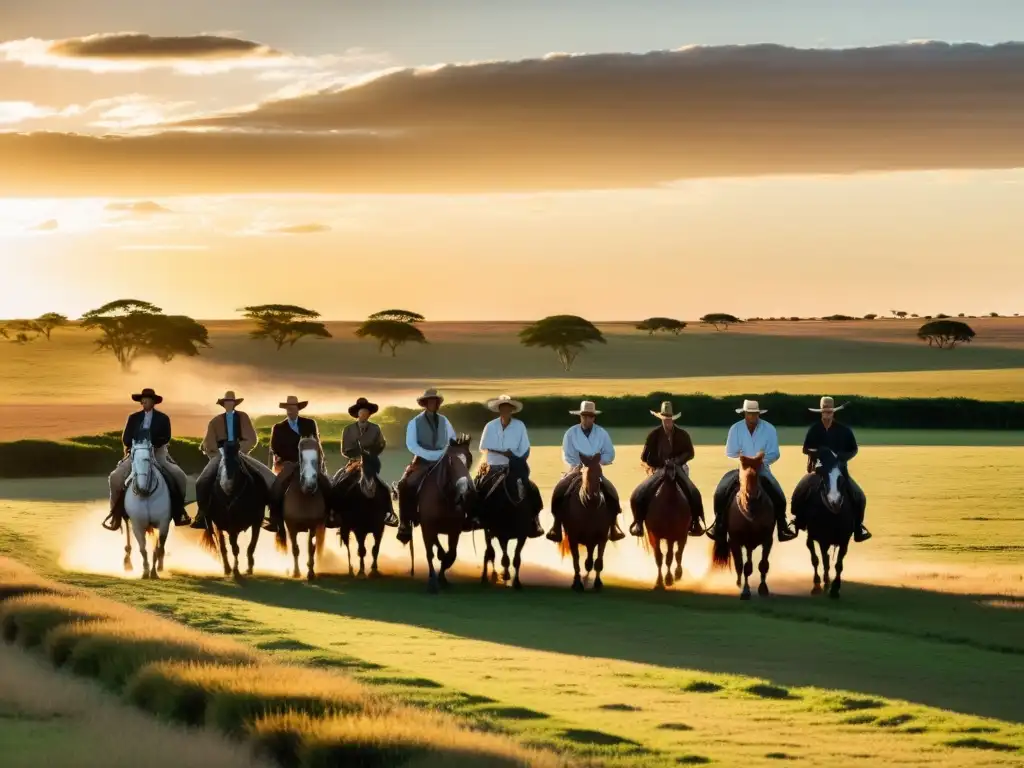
[405,412,457,462]
[562,424,615,469]
[142,410,153,430]
[479,417,529,467]
[725,419,781,476]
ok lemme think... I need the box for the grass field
[1,437,1022,767]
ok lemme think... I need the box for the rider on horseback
[104,388,191,531]
[263,395,333,533]
[190,391,277,530]
[395,388,458,544]
[712,400,798,543]
[628,401,705,537]
[332,397,398,526]
[473,395,545,537]
[546,401,626,543]
[794,397,871,542]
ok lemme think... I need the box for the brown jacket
[640,425,695,471]
[342,421,386,459]
[201,411,258,458]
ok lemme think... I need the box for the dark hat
[348,397,379,418]
[131,388,163,405]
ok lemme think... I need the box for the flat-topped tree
[917,320,975,349]
[80,299,209,371]
[240,304,331,350]
[355,309,427,357]
[35,313,68,340]
[636,317,687,336]
[700,313,741,331]
[519,314,606,371]
[367,309,425,323]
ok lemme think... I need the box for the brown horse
[712,455,775,600]
[332,451,392,579]
[559,454,614,592]
[274,436,328,581]
[642,463,692,590]
[413,435,475,593]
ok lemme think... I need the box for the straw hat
[735,399,767,414]
[131,388,163,405]
[416,388,444,407]
[217,390,243,407]
[279,395,308,410]
[487,394,523,414]
[651,401,682,420]
[569,400,601,416]
[809,396,846,413]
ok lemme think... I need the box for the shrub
[0,592,128,648]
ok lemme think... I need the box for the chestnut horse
[559,454,614,593]
[274,437,327,581]
[413,436,475,593]
[642,463,692,590]
[712,454,775,599]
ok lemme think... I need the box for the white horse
[122,437,173,579]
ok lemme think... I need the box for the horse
[332,451,391,579]
[122,436,172,580]
[274,437,328,581]
[799,447,856,599]
[477,456,537,590]
[410,435,475,594]
[712,454,775,600]
[198,442,268,579]
[559,454,614,593]
[641,463,692,590]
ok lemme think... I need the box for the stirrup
[854,526,872,542]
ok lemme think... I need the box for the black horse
[199,442,268,578]
[331,451,395,578]
[476,455,543,590]
[792,447,856,599]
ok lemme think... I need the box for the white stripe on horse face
[827,466,842,506]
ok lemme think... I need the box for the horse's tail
[711,531,732,569]
[274,525,287,553]
[642,528,656,554]
[558,531,572,558]
[315,525,326,557]
[199,525,218,554]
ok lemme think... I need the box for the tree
[635,317,686,336]
[989,312,1001,318]
[700,313,741,331]
[822,314,857,321]
[240,305,331,350]
[894,310,909,319]
[35,312,68,341]
[355,318,428,356]
[367,309,425,324]
[80,299,210,371]
[917,320,976,349]
[519,315,606,371]
[863,313,878,320]
[1,320,42,344]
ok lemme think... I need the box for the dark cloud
[104,201,173,214]
[4,42,1024,194]
[29,219,59,231]
[48,33,281,61]
[269,223,332,234]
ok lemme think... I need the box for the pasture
[1,435,1022,767]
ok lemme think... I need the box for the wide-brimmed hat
[131,388,163,405]
[809,396,846,413]
[417,388,444,407]
[348,397,379,418]
[487,394,523,414]
[651,401,682,420]
[570,400,601,416]
[279,395,308,410]
[217,390,244,407]
[736,399,767,414]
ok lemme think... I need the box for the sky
[1,1,1023,320]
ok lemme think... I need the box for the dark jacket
[640,425,695,470]
[270,417,321,467]
[121,409,171,453]
[341,421,386,459]
[802,421,858,472]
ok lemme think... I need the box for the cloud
[0,100,76,125]
[4,42,1024,194]
[267,223,332,234]
[104,200,173,214]
[116,244,209,251]
[0,32,297,74]
[28,219,59,231]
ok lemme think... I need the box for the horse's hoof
[141,571,151,580]
[740,589,751,601]
[428,578,439,594]
[654,580,665,591]
[150,571,160,580]
[369,568,381,579]
[292,570,301,579]
[307,572,316,582]
[758,584,770,597]
[246,568,254,577]
[489,571,499,585]
[571,579,584,593]
[123,560,132,573]
[665,574,675,588]
[829,588,841,600]
[438,574,449,588]
[513,578,523,591]
[674,567,683,581]
[223,568,232,577]
[356,571,366,580]
[593,579,603,592]
[811,585,823,595]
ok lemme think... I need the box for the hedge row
[0,559,566,768]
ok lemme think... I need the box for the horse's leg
[584,545,594,580]
[229,532,242,579]
[357,532,368,579]
[820,542,832,588]
[665,539,676,588]
[482,535,496,585]
[424,528,439,594]
[830,540,849,599]
[246,522,260,576]
[408,530,415,579]
[674,533,686,581]
[134,521,150,579]
[306,529,317,582]
[290,527,301,579]
[499,538,512,583]
[369,530,382,578]
[123,523,133,572]
[511,537,526,591]
[217,529,231,576]
[153,524,169,580]
[758,536,773,597]
[440,532,460,589]
[570,538,584,592]
[653,537,665,590]
[593,540,606,592]
[732,541,743,589]
[808,536,822,595]
[740,545,753,600]
[340,530,353,577]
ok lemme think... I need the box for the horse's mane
[738,465,759,511]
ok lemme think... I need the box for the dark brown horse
[641,463,692,590]
[332,451,391,579]
[559,454,614,592]
[477,456,539,591]
[799,447,856,599]
[712,454,775,600]
[412,435,475,593]
[274,436,328,581]
[198,442,268,579]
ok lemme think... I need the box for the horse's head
[446,434,475,506]
[130,435,155,495]
[219,441,242,493]
[358,450,381,497]
[506,454,530,503]
[814,448,844,510]
[297,437,322,494]
[579,454,604,503]
[737,454,763,512]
